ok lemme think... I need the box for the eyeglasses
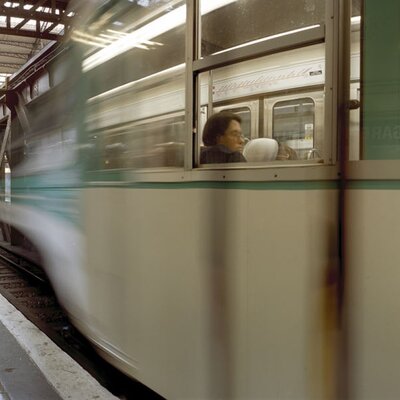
[227,132,245,139]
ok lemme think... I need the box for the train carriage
[1,0,399,399]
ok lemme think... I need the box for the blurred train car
[1,0,399,399]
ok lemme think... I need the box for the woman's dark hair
[202,111,242,146]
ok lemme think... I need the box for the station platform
[0,294,118,400]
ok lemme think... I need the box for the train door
[264,91,324,160]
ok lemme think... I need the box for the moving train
[1,0,399,399]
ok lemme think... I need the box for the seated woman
[200,111,247,164]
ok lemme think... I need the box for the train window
[198,43,325,166]
[200,0,325,58]
[77,0,186,97]
[88,113,185,171]
[272,98,316,160]
[349,3,361,161]
[124,115,185,169]
[86,66,186,172]
[22,128,77,173]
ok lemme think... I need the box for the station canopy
[0,0,72,86]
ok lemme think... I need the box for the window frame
[88,111,186,173]
[185,0,341,176]
[264,91,325,161]
[87,0,351,184]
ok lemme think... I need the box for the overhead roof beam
[0,1,71,41]
[0,5,69,24]
[0,26,61,40]
[31,0,48,10]
[14,0,69,11]
[0,2,69,77]
[13,0,48,29]
[43,21,57,33]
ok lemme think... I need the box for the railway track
[0,245,163,400]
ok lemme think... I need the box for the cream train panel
[82,186,338,399]
[347,189,400,400]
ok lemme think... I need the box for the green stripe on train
[7,173,340,190]
[9,175,400,190]
[121,181,339,190]
[346,180,400,190]
[10,187,82,227]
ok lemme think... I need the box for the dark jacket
[200,145,247,164]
